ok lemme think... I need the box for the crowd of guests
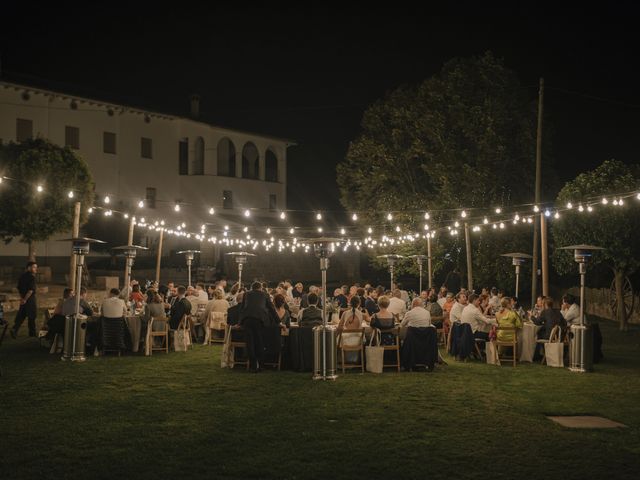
[35,269,584,366]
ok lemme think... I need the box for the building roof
[0,73,297,146]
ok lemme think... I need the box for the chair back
[338,327,365,349]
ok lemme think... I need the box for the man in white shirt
[437,287,448,308]
[449,292,468,324]
[461,293,496,340]
[561,294,581,326]
[488,287,501,312]
[388,290,407,319]
[401,298,432,328]
[195,283,209,304]
[102,288,127,318]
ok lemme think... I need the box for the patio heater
[225,251,256,289]
[59,237,106,361]
[377,254,404,291]
[559,244,603,373]
[177,250,200,286]
[311,237,342,381]
[113,245,148,298]
[409,255,428,293]
[500,252,533,299]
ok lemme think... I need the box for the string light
[578,204,584,212]
[544,209,551,217]
[317,227,323,233]
[514,213,520,221]
[244,209,251,217]
[174,203,180,212]
[533,205,540,212]
[68,191,74,198]
[424,224,429,230]
[138,200,144,208]
[587,206,593,212]
[554,212,560,219]
[619,198,624,206]
[340,228,346,235]
[461,210,467,218]
[88,207,93,213]
[483,217,489,224]
[454,221,460,228]
[243,227,248,233]
[266,228,271,234]
[386,213,393,221]
[367,227,373,234]
[395,225,401,232]
[316,212,322,220]
[103,195,109,203]
[567,202,573,209]
[424,212,430,220]
[352,213,358,221]
[280,211,286,220]
[602,197,608,205]
[289,228,294,234]
[495,207,502,214]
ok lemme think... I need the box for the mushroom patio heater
[311,237,342,381]
[500,252,533,299]
[225,251,256,289]
[377,254,404,291]
[559,244,604,373]
[59,237,106,361]
[177,250,200,286]
[409,255,428,293]
[113,245,148,296]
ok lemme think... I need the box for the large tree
[0,138,93,260]
[338,52,551,288]
[552,159,640,331]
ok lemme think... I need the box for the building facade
[0,80,293,261]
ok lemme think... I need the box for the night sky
[2,6,639,212]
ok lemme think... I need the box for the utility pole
[532,77,545,307]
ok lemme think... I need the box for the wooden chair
[206,311,227,345]
[378,326,401,372]
[261,325,282,371]
[337,327,365,374]
[495,326,518,367]
[538,325,559,365]
[226,324,249,370]
[147,316,169,355]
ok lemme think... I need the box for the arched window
[265,148,278,182]
[242,142,259,179]
[192,137,204,175]
[217,137,236,177]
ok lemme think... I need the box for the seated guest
[364,287,380,316]
[292,282,304,299]
[449,292,468,324]
[534,297,566,340]
[333,288,348,309]
[495,297,523,342]
[273,293,291,328]
[129,283,144,307]
[442,292,455,316]
[370,295,396,345]
[169,286,191,330]
[204,288,230,320]
[529,295,546,322]
[437,287,448,307]
[511,297,526,319]
[425,293,443,320]
[488,287,501,312]
[338,296,368,331]
[298,293,323,327]
[195,283,209,304]
[207,284,216,300]
[63,287,93,317]
[388,289,407,319]
[561,294,580,326]
[401,298,432,328]
[45,288,73,339]
[419,290,429,305]
[460,293,496,341]
[102,288,127,318]
[143,289,166,322]
[227,291,244,326]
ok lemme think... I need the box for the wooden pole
[68,201,81,288]
[427,235,433,290]
[464,222,473,292]
[532,77,544,307]
[155,228,164,284]
[541,213,549,297]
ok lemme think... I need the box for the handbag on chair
[544,327,564,367]
[365,329,384,373]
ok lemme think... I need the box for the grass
[1,317,639,479]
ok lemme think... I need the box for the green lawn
[1,318,639,480]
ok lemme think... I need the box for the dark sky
[2,6,639,212]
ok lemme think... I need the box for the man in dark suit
[298,293,323,327]
[240,282,276,372]
[169,286,191,330]
[11,261,38,338]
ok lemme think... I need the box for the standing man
[240,281,276,372]
[11,261,38,338]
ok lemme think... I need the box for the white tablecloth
[518,322,542,362]
[125,316,142,353]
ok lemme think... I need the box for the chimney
[190,94,200,119]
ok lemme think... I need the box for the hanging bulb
[423,224,429,230]
[103,195,110,204]
[544,209,551,217]
[138,200,144,208]
[280,211,286,220]
[602,197,608,205]
[352,213,358,221]
[495,207,502,214]
[578,204,584,212]
[483,217,489,224]
[454,221,460,228]
[424,212,430,220]
[533,205,539,212]
[209,207,215,215]
[289,228,294,234]
[174,203,180,212]
[514,213,520,221]
[367,227,373,234]
[68,191,74,198]
[567,202,573,209]
[554,212,560,219]
[387,213,393,221]
[340,228,346,235]
[461,210,467,218]
[244,209,251,217]
[619,198,624,206]
[395,225,401,232]
[587,205,593,212]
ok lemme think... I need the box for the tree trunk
[614,269,628,332]
[28,241,36,262]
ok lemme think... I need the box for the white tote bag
[544,327,564,368]
[365,330,384,374]
[486,340,501,366]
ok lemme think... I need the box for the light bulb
[352,213,358,221]
[554,212,560,219]
[454,221,460,228]
[514,214,520,221]
[174,204,180,212]
[280,211,286,220]
[578,204,584,212]
[567,202,573,209]
[587,206,593,212]
[317,227,323,233]
[424,224,429,230]
[243,227,248,233]
[495,207,502,214]
[602,197,608,205]
[244,209,251,217]
[544,209,551,217]
[340,228,346,235]
[483,217,489,224]
[424,212,430,220]
[104,195,110,203]
[461,210,467,218]
[289,228,294,234]
[68,191,74,198]
[387,213,393,221]
[395,226,401,232]
[266,228,271,234]
[367,227,373,234]
[209,208,215,215]
[138,200,144,208]
[533,205,539,212]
